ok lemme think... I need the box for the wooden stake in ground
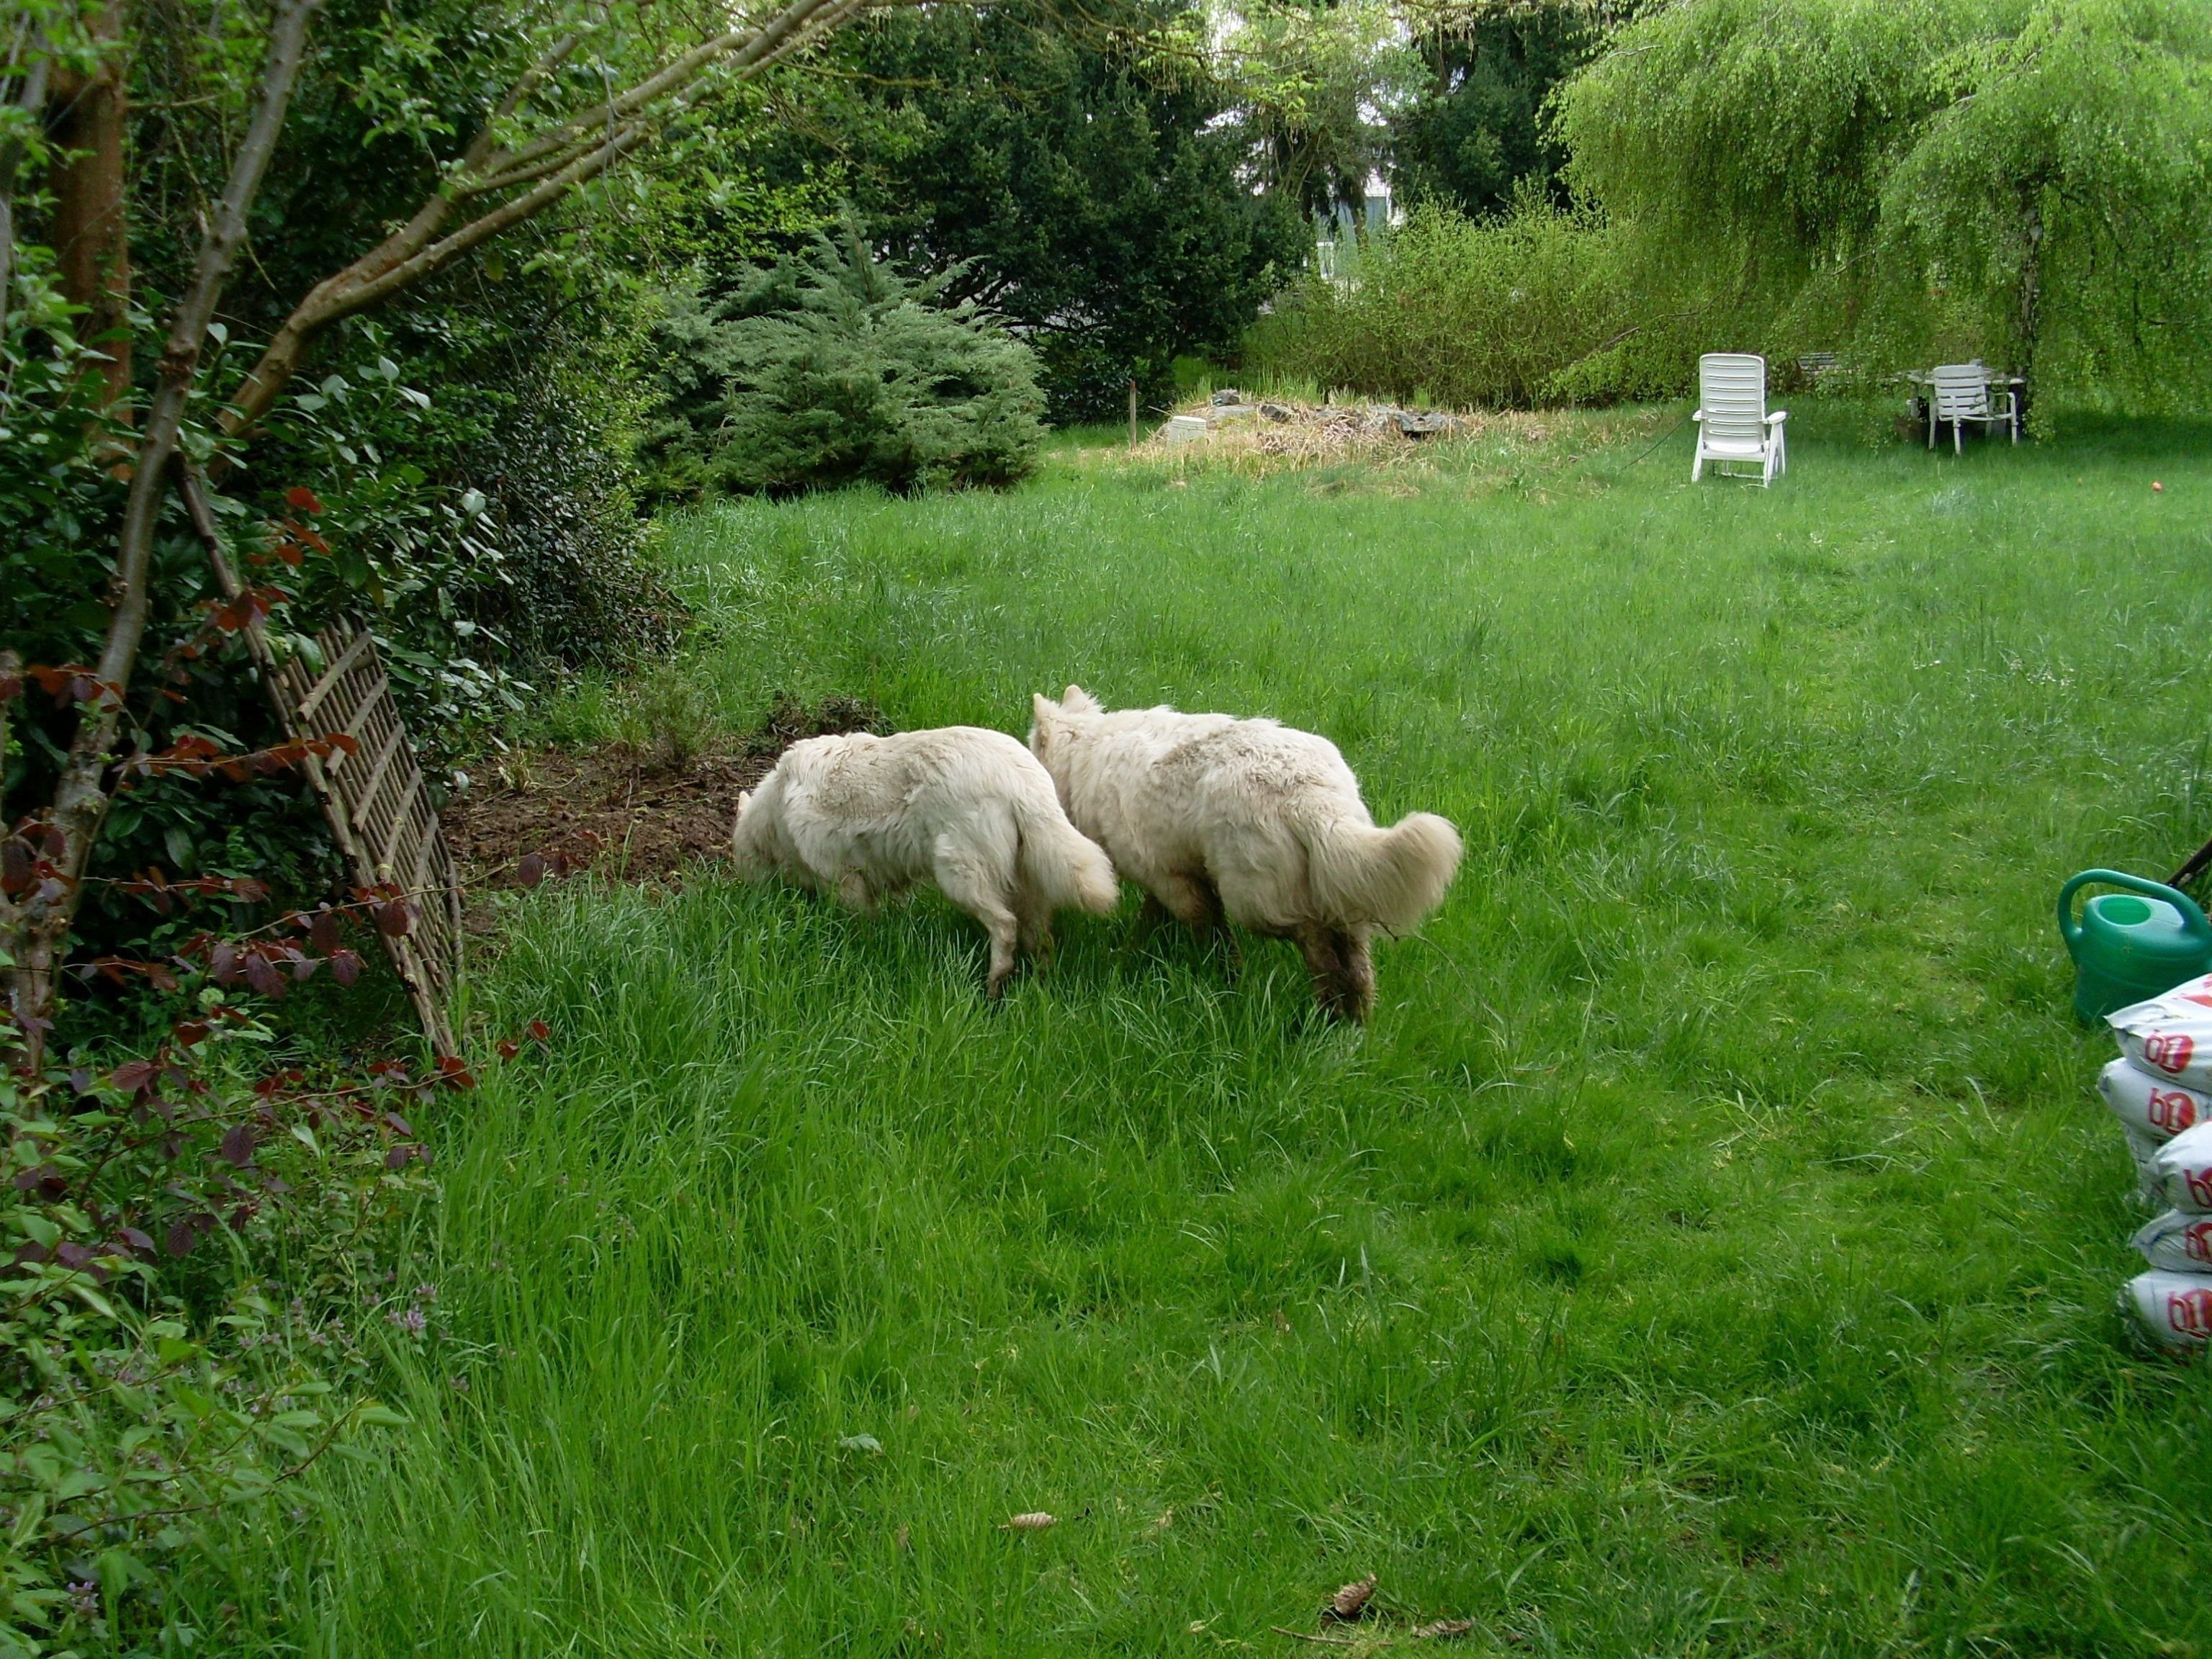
[2170,831,2212,894]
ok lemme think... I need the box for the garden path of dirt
[442,695,884,899]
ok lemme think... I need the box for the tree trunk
[46,0,130,409]
[2015,183,2044,390]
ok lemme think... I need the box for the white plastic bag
[2108,974,2212,1092]
[2147,1120,2212,1213]
[2121,1269,2212,1351]
[2097,1056,2211,1141]
[2133,1210,2212,1272]
[2125,1126,2166,1202]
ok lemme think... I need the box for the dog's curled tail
[1017,799,1121,916]
[1305,811,1462,935]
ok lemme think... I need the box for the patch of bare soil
[443,694,885,898]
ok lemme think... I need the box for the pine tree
[649,217,1046,496]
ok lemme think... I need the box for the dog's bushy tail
[1304,812,1462,935]
[1016,799,1120,915]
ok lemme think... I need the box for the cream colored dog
[1028,686,1461,1020]
[731,727,1118,996]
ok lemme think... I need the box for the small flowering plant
[0,975,512,1654]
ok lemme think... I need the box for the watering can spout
[2059,869,2212,1022]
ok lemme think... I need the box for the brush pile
[2103,975,2212,1350]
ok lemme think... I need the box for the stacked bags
[2105,975,2212,1349]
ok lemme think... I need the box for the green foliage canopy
[1554,0,2212,408]
[1389,4,1604,215]
[741,0,1307,420]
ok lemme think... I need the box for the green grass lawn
[198,408,2212,1655]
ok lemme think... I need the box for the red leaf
[110,1060,158,1094]
[377,900,413,938]
[496,1040,519,1061]
[516,853,546,889]
[220,1123,256,1166]
[243,953,285,998]
[174,1020,211,1047]
[330,949,361,987]
[385,1146,414,1172]
[285,485,325,513]
[526,1020,550,1043]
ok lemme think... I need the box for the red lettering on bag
[2166,1287,2212,1334]
[2149,1089,2200,1133]
[2186,1222,2212,1264]
[2144,1032,2195,1075]
[2187,1166,2212,1208]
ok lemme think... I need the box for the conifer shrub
[644,221,1046,498]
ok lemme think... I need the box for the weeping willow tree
[1552,0,2212,412]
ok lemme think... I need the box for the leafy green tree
[739,0,1308,419]
[1553,0,2212,407]
[1389,3,1607,215]
[649,218,1046,495]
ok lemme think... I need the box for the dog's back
[1031,686,1459,938]
[732,726,1118,994]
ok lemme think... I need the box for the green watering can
[2057,869,2212,1022]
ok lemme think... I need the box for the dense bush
[240,301,677,747]
[0,965,451,1653]
[1243,195,1682,408]
[644,222,1046,497]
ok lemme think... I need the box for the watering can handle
[2058,868,2212,954]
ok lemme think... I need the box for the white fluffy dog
[1028,686,1462,1020]
[731,727,1119,996]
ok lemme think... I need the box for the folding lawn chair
[1691,354,1787,486]
[1927,362,2019,453]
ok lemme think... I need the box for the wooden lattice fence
[181,469,462,1056]
[269,626,462,1051]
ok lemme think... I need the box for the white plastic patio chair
[1928,362,2018,452]
[1691,354,1787,486]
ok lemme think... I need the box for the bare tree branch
[217,0,870,446]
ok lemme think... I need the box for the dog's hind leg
[1130,892,1177,953]
[1295,925,1369,1022]
[939,862,1022,998]
[1016,887,1055,965]
[1337,928,1375,1022]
